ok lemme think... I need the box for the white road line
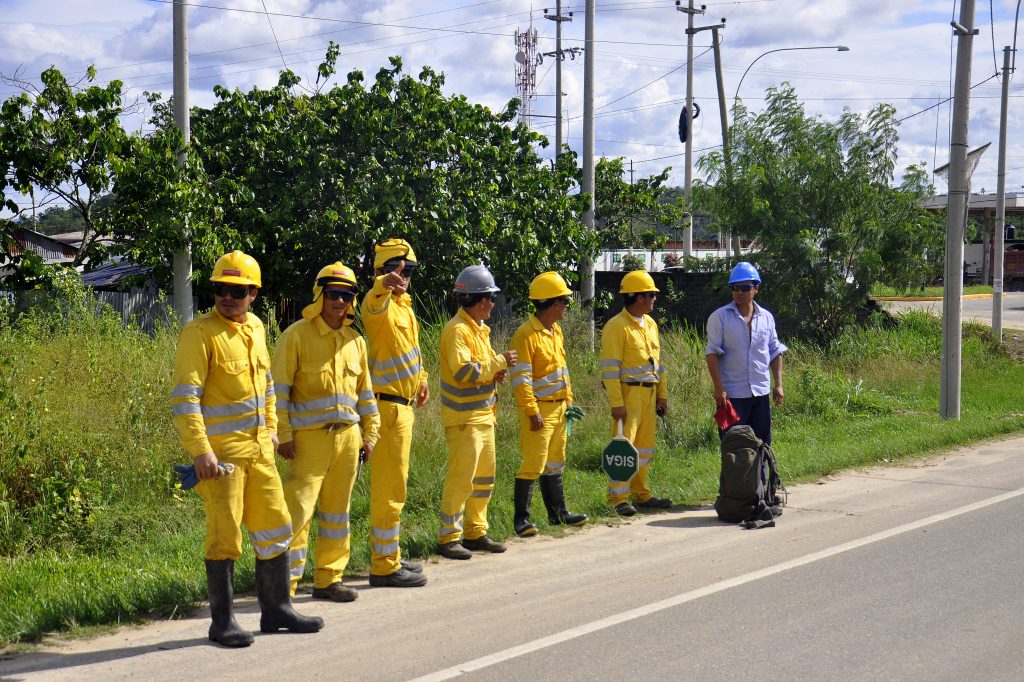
[410,486,1024,681]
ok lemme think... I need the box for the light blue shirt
[705,301,787,398]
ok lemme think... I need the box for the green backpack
[714,425,786,528]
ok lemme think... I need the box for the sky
[1,0,1023,201]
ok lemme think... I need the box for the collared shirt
[508,314,573,415]
[271,314,380,445]
[599,308,667,408]
[705,301,787,398]
[171,309,277,459]
[360,274,428,400]
[439,307,508,428]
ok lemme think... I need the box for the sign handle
[616,418,624,439]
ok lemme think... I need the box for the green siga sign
[602,422,639,482]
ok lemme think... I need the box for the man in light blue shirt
[705,262,786,444]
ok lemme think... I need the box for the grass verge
[871,283,993,298]
[2,288,1023,647]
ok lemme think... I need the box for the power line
[597,46,714,112]
[143,0,697,47]
[896,73,1000,123]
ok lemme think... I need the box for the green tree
[694,84,943,342]
[1,68,126,270]
[621,253,646,272]
[158,51,599,304]
[593,158,686,249]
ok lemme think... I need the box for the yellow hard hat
[529,271,571,300]
[315,262,358,290]
[210,250,261,287]
[619,270,659,294]
[373,238,418,270]
[304,262,358,326]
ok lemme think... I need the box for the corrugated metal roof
[82,259,153,289]
[10,227,78,263]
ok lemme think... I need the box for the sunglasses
[324,288,356,302]
[486,293,499,302]
[638,292,657,299]
[731,284,755,292]
[553,297,572,306]
[213,283,252,299]
[383,264,415,279]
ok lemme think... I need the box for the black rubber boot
[255,553,325,634]
[513,478,539,537]
[205,559,254,648]
[539,473,588,526]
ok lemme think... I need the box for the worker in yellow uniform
[272,263,380,603]
[508,272,588,537]
[436,265,518,560]
[171,250,324,648]
[599,270,672,517]
[360,238,429,588]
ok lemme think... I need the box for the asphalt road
[3,438,1024,681]
[880,292,1024,330]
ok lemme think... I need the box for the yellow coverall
[360,275,428,576]
[509,315,573,479]
[437,308,509,544]
[599,308,668,506]
[171,309,292,562]
[273,307,380,593]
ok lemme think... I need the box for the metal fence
[1,288,181,334]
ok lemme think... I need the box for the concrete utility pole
[677,0,705,257]
[173,0,194,323]
[544,2,574,158]
[993,45,1013,342]
[940,0,978,420]
[581,0,596,349]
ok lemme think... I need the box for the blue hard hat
[728,262,761,285]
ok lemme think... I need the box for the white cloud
[2,0,1023,192]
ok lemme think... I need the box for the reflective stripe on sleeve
[172,384,203,398]
[172,402,202,416]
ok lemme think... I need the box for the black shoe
[635,496,673,509]
[615,503,637,517]
[205,559,254,648]
[461,536,507,553]
[311,582,359,602]
[513,478,539,537]
[539,473,588,526]
[437,541,473,560]
[400,559,423,573]
[369,568,428,588]
[255,553,326,633]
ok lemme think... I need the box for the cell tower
[514,24,538,126]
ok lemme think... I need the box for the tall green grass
[2,282,1024,646]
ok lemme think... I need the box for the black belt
[624,382,656,388]
[538,398,566,403]
[376,392,412,406]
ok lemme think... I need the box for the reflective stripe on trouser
[196,449,292,561]
[370,400,415,576]
[516,401,567,480]
[283,423,360,592]
[607,383,657,506]
[438,423,496,543]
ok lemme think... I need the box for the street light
[734,45,850,104]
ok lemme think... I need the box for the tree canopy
[142,52,600,304]
[694,84,943,341]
